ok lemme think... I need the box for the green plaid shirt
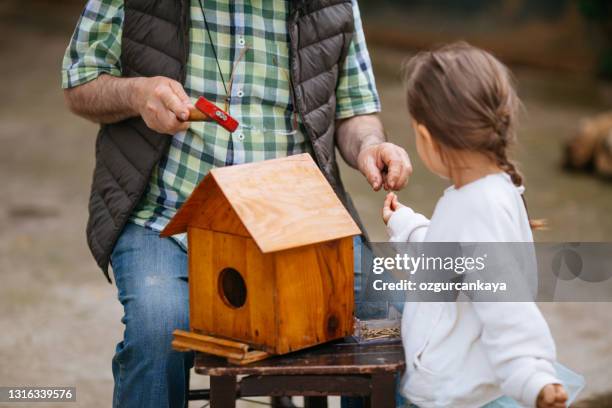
[62,0,380,247]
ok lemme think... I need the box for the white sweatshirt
[387,173,559,408]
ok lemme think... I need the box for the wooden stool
[190,341,405,408]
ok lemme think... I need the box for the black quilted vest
[88,0,362,281]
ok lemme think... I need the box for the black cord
[197,0,229,96]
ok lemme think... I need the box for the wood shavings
[360,326,400,340]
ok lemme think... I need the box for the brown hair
[403,42,543,229]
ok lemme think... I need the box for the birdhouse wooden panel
[161,154,360,358]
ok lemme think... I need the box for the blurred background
[0,0,610,407]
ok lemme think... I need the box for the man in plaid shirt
[63,0,411,406]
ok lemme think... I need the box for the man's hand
[335,114,412,191]
[133,76,192,135]
[537,384,568,408]
[357,142,412,191]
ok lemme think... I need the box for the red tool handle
[193,96,239,133]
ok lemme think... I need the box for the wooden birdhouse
[161,154,360,363]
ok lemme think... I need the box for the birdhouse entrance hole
[218,268,247,308]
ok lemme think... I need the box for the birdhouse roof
[161,153,361,253]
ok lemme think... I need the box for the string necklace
[197,0,248,112]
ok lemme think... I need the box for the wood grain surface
[208,153,360,253]
[172,329,271,365]
[189,229,278,352]
[161,175,249,238]
[188,229,354,354]
[273,237,354,354]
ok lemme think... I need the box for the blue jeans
[110,224,193,408]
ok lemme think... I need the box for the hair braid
[492,142,545,229]
[492,141,523,187]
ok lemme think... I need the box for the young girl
[383,43,582,408]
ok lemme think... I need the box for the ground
[0,5,611,408]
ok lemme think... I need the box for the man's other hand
[357,142,412,191]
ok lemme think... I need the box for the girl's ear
[416,123,435,150]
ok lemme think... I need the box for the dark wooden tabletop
[194,340,405,376]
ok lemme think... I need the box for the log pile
[564,112,612,178]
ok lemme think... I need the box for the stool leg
[304,396,328,408]
[210,375,237,408]
[369,373,395,408]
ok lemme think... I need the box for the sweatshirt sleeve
[386,206,430,242]
[472,301,561,407]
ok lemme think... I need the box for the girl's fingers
[555,385,568,402]
[391,194,399,210]
[382,207,391,224]
[543,386,556,405]
[382,193,396,223]
[537,386,550,407]
[382,207,391,219]
[383,192,394,208]
[391,194,405,211]
[555,385,568,407]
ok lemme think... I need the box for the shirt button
[238,37,245,47]
[237,132,245,141]
[236,90,244,98]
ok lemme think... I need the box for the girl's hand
[382,192,404,224]
[537,384,568,408]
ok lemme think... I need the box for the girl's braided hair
[403,42,544,229]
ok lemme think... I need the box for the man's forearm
[336,113,386,168]
[63,74,141,124]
